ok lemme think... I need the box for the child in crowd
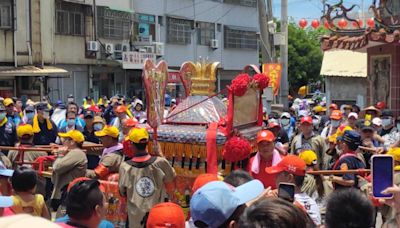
[10,166,50,219]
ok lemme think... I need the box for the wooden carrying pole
[307,169,371,175]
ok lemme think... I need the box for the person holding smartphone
[265,155,321,226]
[330,130,366,189]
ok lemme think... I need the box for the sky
[272,0,372,23]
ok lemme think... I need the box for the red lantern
[352,19,363,28]
[324,20,331,29]
[367,18,375,28]
[311,19,320,29]
[338,19,348,29]
[299,19,308,29]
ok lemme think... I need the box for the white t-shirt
[295,192,322,225]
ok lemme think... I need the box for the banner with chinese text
[262,63,282,96]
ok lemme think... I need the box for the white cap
[171,99,176,103]
[348,112,358,119]
[372,117,382,126]
[134,99,143,107]
[280,112,291,119]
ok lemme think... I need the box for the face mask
[331,120,340,128]
[26,112,35,120]
[0,113,6,120]
[43,112,50,119]
[67,119,75,126]
[94,123,103,131]
[382,119,392,128]
[281,119,290,126]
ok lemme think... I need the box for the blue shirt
[56,215,114,228]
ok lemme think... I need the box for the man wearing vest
[330,130,366,190]
[86,126,124,180]
[118,127,176,228]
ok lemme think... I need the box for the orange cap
[115,105,127,113]
[256,130,275,143]
[146,202,185,228]
[329,104,338,110]
[300,116,312,124]
[192,174,219,193]
[330,110,343,120]
[124,118,138,127]
[265,155,306,176]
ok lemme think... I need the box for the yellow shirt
[11,194,45,216]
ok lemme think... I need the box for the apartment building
[0,0,259,103]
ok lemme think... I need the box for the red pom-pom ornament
[253,73,270,90]
[223,136,252,162]
[230,74,251,96]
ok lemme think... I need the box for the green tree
[287,23,326,94]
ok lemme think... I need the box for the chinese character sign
[262,63,282,96]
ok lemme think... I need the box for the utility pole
[258,0,273,63]
[280,0,288,108]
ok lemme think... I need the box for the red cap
[256,130,275,143]
[88,105,102,113]
[124,118,138,127]
[265,155,306,176]
[300,116,312,124]
[267,121,281,130]
[330,110,343,120]
[376,101,386,110]
[146,202,185,228]
[192,174,219,193]
[115,105,127,113]
[329,104,338,110]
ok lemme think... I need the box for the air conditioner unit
[87,41,99,52]
[122,43,130,52]
[138,48,147,53]
[154,42,165,56]
[104,43,114,54]
[210,39,219,49]
[143,46,154,53]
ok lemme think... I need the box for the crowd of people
[0,94,399,228]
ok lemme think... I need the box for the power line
[213,5,236,23]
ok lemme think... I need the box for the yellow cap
[3,98,13,107]
[328,134,337,144]
[387,147,400,162]
[17,124,34,138]
[298,86,307,97]
[335,125,353,138]
[128,128,149,143]
[299,150,318,166]
[313,105,327,113]
[58,130,85,143]
[95,125,119,138]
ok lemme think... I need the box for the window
[197,22,215,45]
[55,1,84,36]
[224,0,256,7]
[97,7,132,40]
[0,0,12,29]
[224,26,257,49]
[134,13,156,41]
[167,17,192,45]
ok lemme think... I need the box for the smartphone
[372,155,394,199]
[278,183,295,202]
